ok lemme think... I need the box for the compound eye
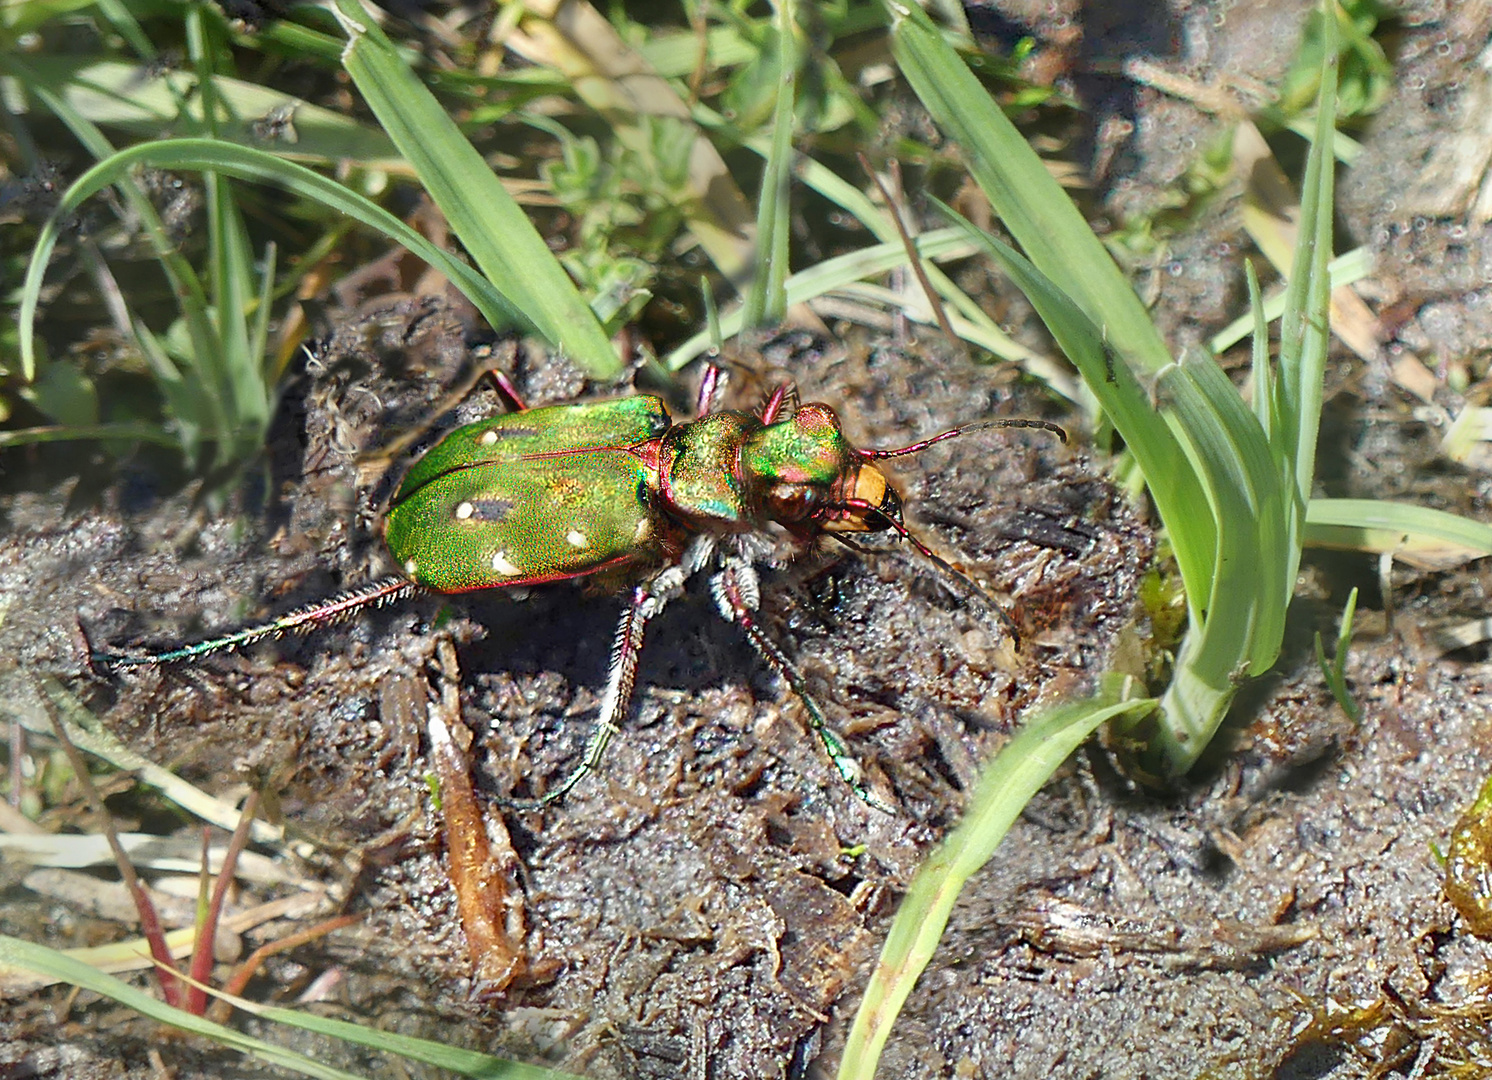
[767,483,820,523]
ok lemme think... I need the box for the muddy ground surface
[5,0,1492,1078]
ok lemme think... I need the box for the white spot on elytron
[479,430,499,446]
[454,501,474,520]
[403,558,418,575]
[491,550,522,576]
[633,518,651,544]
[566,529,588,549]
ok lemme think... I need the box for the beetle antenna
[92,576,420,670]
[832,499,1022,645]
[862,418,1067,461]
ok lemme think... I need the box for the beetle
[95,368,1064,809]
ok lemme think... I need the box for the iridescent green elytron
[385,396,671,592]
[96,371,1065,810]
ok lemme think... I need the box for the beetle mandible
[96,366,1064,809]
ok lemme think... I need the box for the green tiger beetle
[94,366,1065,810]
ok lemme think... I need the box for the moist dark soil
[6,1,1492,1078]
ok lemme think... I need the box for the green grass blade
[664,228,978,370]
[332,0,621,378]
[0,422,184,450]
[1209,248,1372,355]
[743,0,798,327]
[727,125,1050,379]
[1315,587,1361,722]
[1145,355,1291,772]
[1305,498,1492,569]
[249,242,277,384]
[1144,4,1339,772]
[1246,262,1272,439]
[1273,14,1339,589]
[20,139,529,383]
[837,693,1156,1080]
[0,936,371,1080]
[927,202,1218,611]
[0,934,577,1079]
[246,19,348,64]
[825,282,1081,400]
[638,23,760,75]
[17,73,218,397]
[133,321,207,456]
[14,55,402,164]
[203,166,271,463]
[92,0,157,62]
[1159,354,1290,674]
[886,0,1172,374]
[671,101,1063,383]
[234,996,587,1079]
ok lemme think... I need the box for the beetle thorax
[657,411,758,529]
[658,401,909,539]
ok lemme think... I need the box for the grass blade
[838,694,1155,1080]
[886,0,1171,374]
[20,139,529,384]
[665,228,979,369]
[1305,498,1492,569]
[0,936,371,1080]
[927,202,1218,611]
[10,55,401,164]
[225,991,588,1079]
[0,933,579,1078]
[504,0,755,283]
[17,74,215,395]
[1143,355,1291,772]
[742,0,799,327]
[1271,28,1339,594]
[333,0,621,378]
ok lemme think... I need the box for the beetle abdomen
[386,449,660,592]
[385,397,673,593]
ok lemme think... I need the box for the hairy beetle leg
[92,577,419,669]
[501,558,692,810]
[711,560,895,815]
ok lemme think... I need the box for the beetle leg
[505,552,699,809]
[480,368,529,412]
[758,382,799,425]
[91,577,419,670]
[709,559,894,814]
[694,362,727,417]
